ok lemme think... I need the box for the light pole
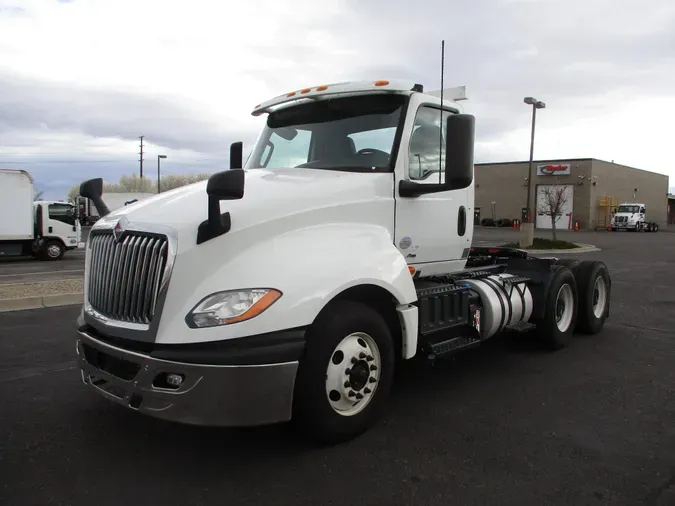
[523,97,546,223]
[157,155,167,194]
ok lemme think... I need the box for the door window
[48,203,75,226]
[408,106,452,182]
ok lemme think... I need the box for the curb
[0,292,83,313]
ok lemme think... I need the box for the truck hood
[93,168,394,249]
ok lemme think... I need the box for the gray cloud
[2,0,674,197]
[0,70,259,153]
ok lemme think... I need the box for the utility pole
[139,135,145,178]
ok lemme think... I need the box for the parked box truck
[0,169,83,260]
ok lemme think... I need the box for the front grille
[615,216,627,223]
[87,231,169,324]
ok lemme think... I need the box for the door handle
[457,206,466,236]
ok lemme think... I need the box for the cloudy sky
[1,0,674,200]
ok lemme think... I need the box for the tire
[534,266,578,350]
[645,223,652,232]
[574,260,611,335]
[292,300,396,444]
[554,258,581,273]
[652,223,659,232]
[42,240,65,261]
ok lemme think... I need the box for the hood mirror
[197,141,245,245]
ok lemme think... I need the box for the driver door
[394,104,471,273]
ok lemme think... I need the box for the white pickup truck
[75,80,612,444]
[610,202,660,232]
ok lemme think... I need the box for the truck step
[429,335,481,357]
[505,321,536,333]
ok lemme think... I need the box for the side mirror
[79,178,110,217]
[197,142,245,245]
[399,113,475,198]
[445,113,475,190]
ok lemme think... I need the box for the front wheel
[42,240,65,261]
[292,300,395,445]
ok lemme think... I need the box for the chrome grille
[87,231,169,324]
[615,216,627,223]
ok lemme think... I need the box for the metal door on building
[474,207,480,225]
[535,184,575,230]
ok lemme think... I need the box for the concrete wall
[475,159,594,228]
[591,161,670,227]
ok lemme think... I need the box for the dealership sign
[537,163,571,176]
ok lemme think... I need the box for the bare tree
[537,184,571,241]
[33,190,44,201]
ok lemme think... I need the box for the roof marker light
[374,80,390,87]
[300,88,311,94]
[287,92,296,97]
[316,85,328,91]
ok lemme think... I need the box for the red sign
[537,163,571,176]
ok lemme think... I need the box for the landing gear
[293,300,395,444]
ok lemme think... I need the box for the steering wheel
[356,148,389,158]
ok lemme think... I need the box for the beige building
[474,158,670,230]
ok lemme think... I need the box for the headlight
[186,289,282,328]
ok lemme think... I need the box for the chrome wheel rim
[555,283,574,332]
[592,276,607,319]
[325,332,381,417]
[47,245,61,258]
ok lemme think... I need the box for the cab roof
[251,80,467,117]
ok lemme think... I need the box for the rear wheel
[292,300,395,444]
[575,261,611,334]
[534,266,578,350]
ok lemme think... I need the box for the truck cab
[33,200,83,260]
[75,80,612,444]
[611,202,659,232]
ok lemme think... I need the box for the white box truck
[0,169,84,260]
[74,80,612,444]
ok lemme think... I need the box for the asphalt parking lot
[1,229,675,506]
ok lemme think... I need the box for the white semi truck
[610,202,660,232]
[0,169,83,260]
[75,80,612,444]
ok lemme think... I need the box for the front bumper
[76,326,305,427]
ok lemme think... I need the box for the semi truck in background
[610,202,660,232]
[0,169,84,260]
[77,192,154,226]
[74,79,612,444]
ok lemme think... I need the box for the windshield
[245,94,407,173]
[618,205,641,213]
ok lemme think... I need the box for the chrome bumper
[76,330,300,427]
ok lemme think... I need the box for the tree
[537,183,571,241]
[34,190,44,201]
[67,173,212,202]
